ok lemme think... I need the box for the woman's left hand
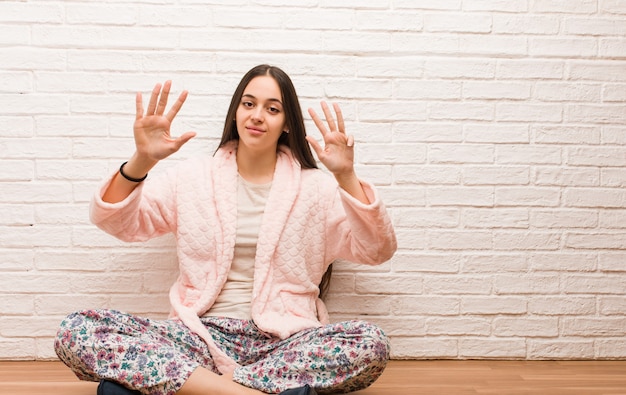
[307,101,355,177]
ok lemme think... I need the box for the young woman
[55,65,397,395]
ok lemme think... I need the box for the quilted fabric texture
[90,141,397,374]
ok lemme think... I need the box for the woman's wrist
[120,154,157,182]
[119,162,147,182]
[334,171,370,204]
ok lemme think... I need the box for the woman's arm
[102,80,195,203]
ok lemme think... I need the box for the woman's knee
[54,309,105,357]
[348,320,390,364]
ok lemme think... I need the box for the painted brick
[462,254,528,273]
[564,17,626,35]
[463,0,528,12]
[493,231,561,251]
[460,338,527,359]
[390,337,458,359]
[497,60,564,80]
[528,340,595,359]
[493,15,560,34]
[463,208,529,229]
[569,61,626,82]
[529,210,598,229]
[533,125,600,145]
[598,253,626,272]
[355,275,424,295]
[531,0,597,14]
[460,35,528,56]
[493,317,559,337]
[394,165,461,185]
[563,188,626,208]
[599,296,626,315]
[428,187,494,207]
[325,295,392,315]
[427,317,492,336]
[393,122,463,143]
[356,11,423,32]
[464,124,529,144]
[602,126,626,144]
[425,58,496,79]
[396,80,461,100]
[424,13,492,33]
[424,276,493,295]
[429,144,495,164]
[391,253,461,273]
[0,295,35,315]
[495,187,561,207]
[562,318,626,337]
[535,82,602,102]
[529,252,597,272]
[566,232,626,249]
[427,230,493,250]
[596,339,626,359]
[463,166,529,185]
[494,274,561,295]
[461,297,527,315]
[562,275,626,294]
[394,208,459,228]
[528,296,596,315]
[464,81,531,100]
[391,296,459,316]
[530,37,598,58]
[496,142,564,165]
[534,167,599,187]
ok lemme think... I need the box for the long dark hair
[217,64,333,299]
[217,64,317,170]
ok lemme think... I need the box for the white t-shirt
[204,175,270,320]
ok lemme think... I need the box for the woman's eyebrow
[242,93,283,104]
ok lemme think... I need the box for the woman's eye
[268,107,280,113]
[242,101,254,108]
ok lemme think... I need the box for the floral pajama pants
[54,309,390,395]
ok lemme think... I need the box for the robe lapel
[211,143,238,279]
[256,146,300,265]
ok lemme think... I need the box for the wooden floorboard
[1,360,625,394]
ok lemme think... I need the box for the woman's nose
[251,107,263,122]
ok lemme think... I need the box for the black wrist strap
[119,161,148,182]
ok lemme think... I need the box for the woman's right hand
[133,80,196,163]
[101,82,195,203]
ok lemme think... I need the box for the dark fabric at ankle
[278,384,317,395]
[97,380,141,395]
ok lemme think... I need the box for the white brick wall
[1,0,625,361]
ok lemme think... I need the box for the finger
[146,83,162,115]
[347,134,354,148]
[333,103,346,134]
[321,101,338,132]
[156,80,171,115]
[305,135,323,157]
[308,107,328,137]
[166,90,188,122]
[135,92,144,121]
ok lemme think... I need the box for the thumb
[306,135,323,157]
[174,131,196,149]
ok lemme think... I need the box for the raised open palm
[306,101,355,177]
[134,80,196,161]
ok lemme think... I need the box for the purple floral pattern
[55,309,389,394]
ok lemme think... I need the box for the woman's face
[235,75,287,154]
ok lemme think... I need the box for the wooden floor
[0,360,625,394]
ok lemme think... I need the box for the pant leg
[232,320,390,394]
[54,309,217,395]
